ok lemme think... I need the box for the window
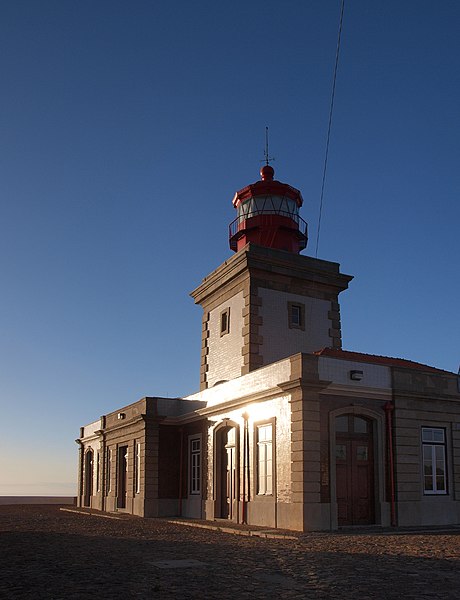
[189,436,201,495]
[96,451,101,492]
[106,448,112,493]
[134,441,141,494]
[257,424,273,495]
[291,305,301,326]
[422,427,447,495]
[288,302,305,330]
[335,414,369,434]
[220,307,230,336]
[117,446,128,509]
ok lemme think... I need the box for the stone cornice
[101,414,149,435]
[77,432,103,443]
[319,383,393,401]
[161,411,208,425]
[244,245,353,291]
[392,389,460,402]
[279,377,332,394]
[190,247,250,305]
[190,243,353,305]
[194,384,289,417]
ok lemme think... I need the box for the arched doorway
[335,414,375,526]
[215,424,239,520]
[83,449,93,507]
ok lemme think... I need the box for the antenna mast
[263,126,275,165]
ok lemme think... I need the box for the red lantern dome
[229,167,308,253]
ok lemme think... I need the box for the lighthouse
[191,165,352,390]
[229,165,308,254]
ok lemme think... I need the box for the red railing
[229,209,308,239]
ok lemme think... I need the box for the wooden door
[117,446,128,509]
[224,446,236,519]
[336,416,374,526]
[83,450,93,507]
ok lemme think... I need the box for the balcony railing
[229,209,308,240]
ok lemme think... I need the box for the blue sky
[1,1,459,495]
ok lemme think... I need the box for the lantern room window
[237,195,299,221]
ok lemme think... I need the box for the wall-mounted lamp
[117,412,126,420]
[350,370,364,381]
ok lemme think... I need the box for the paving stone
[0,505,459,599]
[151,559,208,569]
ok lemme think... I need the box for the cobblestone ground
[0,505,459,599]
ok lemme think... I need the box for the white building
[77,165,460,530]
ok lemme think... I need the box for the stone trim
[198,280,248,390]
[200,314,210,389]
[328,405,387,529]
[196,387,287,418]
[320,383,392,401]
[252,276,340,301]
[240,282,263,376]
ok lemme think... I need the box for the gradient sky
[1,1,459,495]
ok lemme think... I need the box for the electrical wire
[315,0,345,258]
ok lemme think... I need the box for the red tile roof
[314,348,453,375]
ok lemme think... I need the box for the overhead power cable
[315,0,345,258]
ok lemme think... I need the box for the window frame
[134,441,141,495]
[189,434,202,496]
[96,450,101,493]
[421,427,447,496]
[287,301,305,331]
[220,307,230,337]
[255,419,275,497]
[106,447,112,494]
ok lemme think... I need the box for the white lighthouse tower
[191,166,352,390]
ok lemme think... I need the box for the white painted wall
[80,418,103,490]
[206,394,293,504]
[206,291,245,387]
[259,288,332,363]
[187,357,291,407]
[81,419,102,439]
[318,357,391,389]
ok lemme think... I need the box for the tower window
[288,302,305,330]
[220,307,230,336]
